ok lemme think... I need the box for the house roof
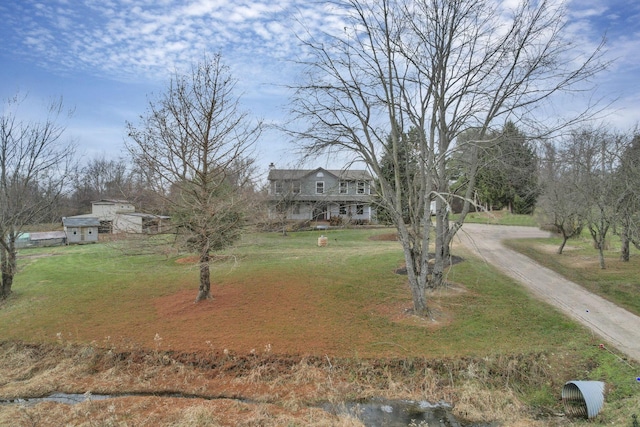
[118,212,171,219]
[268,167,373,181]
[30,231,67,240]
[62,216,101,227]
[91,199,133,205]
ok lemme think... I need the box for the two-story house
[267,165,375,222]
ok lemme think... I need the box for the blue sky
[1,0,639,174]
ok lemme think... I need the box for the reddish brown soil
[368,232,398,241]
[150,281,392,356]
[150,284,335,354]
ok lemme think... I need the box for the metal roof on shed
[29,231,67,240]
[62,217,101,227]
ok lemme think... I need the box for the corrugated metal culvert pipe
[562,381,605,419]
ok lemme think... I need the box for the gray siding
[267,167,375,222]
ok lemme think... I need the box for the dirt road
[454,223,640,363]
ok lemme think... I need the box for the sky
[1,0,639,176]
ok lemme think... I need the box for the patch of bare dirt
[175,255,200,264]
[149,274,359,355]
[535,243,582,254]
[369,232,398,241]
[372,282,467,330]
[393,255,465,275]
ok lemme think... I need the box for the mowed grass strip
[453,210,538,226]
[1,228,599,359]
[505,234,640,317]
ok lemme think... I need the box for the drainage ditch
[1,393,495,426]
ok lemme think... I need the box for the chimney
[269,162,275,169]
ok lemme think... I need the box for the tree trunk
[397,223,430,317]
[408,278,428,316]
[1,273,12,299]
[432,201,448,289]
[597,241,606,269]
[0,248,6,300]
[195,252,212,302]
[0,238,17,300]
[404,250,429,316]
[620,226,630,262]
[557,235,568,255]
[589,224,608,269]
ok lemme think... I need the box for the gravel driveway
[454,223,640,363]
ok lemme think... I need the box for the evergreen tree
[376,128,419,224]
[474,122,539,214]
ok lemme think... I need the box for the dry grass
[0,396,368,427]
[2,339,638,426]
[0,341,603,426]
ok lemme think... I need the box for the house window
[293,204,300,215]
[357,181,366,194]
[316,181,324,194]
[356,204,364,215]
[339,181,348,194]
[339,204,347,215]
[292,181,301,194]
[275,181,283,194]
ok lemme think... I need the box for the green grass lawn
[1,227,639,423]
[505,233,640,317]
[0,228,590,356]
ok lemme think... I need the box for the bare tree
[536,141,586,254]
[0,94,75,300]
[126,54,261,302]
[562,126,625,269]
[67,156,135,213]
[613,132,640,261]
[270,181,303,235]
[288,0,606,316]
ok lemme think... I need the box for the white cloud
[5,0,639,141]
[1,0,347,93]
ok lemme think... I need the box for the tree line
[537,126,640,268]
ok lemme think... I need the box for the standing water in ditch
[1,394,495,426]
[325,398,497,426]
